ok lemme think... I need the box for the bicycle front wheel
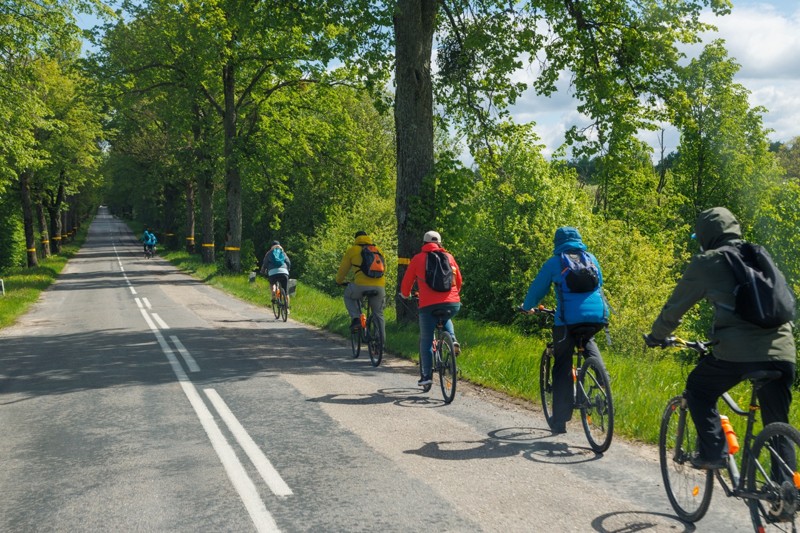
[367,316,383,367]
[438,332,457,404]
[747,422,800,532]
[659,395,713,522]
[578,356,614,453]
[539,347,555,429]
[350,324,361,358]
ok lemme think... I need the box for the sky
[509,0,800,159]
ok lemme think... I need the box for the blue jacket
[523,227,608,326]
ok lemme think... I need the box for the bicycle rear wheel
[578,356,614,453]
[438,332,457,404]
[539,347,555,429]
[367,316,383,367]
[746,422,800,532]
[278,290,288,322]
[659,395,713,522]
[271,291,281,319]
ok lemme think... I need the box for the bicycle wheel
[350,323,361,358]
[367,315,383,367]
[746,422,800,531]
[659,395,714,522]
[438,332,457,404]
[278,289,288,322]
[539,347,555,429]
[578,356,614,453]
[271,291,281,319]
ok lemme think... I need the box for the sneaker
[453,341,461,356]
[551,424,567,435]
[350,317,361,332]
[689,454,727,471]
[417,377,433,387]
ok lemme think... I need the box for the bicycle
[518,305,614,453]
[271,278,289,322]
[651,336,800,531]
[349,288,383,367]
[402,294,457,404]
[144,244,155,259]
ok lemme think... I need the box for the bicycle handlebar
[516,304,554,316]
[643,334,718,355]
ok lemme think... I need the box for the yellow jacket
[335,235,386,287]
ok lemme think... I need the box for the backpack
[269,247,286,269]
[425,250,454,292]
[560,251,600,293]
[359,244,385,278]
[720,243,796,329]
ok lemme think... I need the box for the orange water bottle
[720,415,740,454]
[360,313,366,329]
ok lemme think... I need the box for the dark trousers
[685,356,795,463]
[551,326,603,427]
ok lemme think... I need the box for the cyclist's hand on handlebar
[643,333,674,348]
[516,305,532,314]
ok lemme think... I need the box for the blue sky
[509,0,800,158]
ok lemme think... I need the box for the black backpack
[425,250,453,292]
[359,244,385,278]
[560,251,600,293]
[719,243,796,329]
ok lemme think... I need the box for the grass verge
[0,229,88,329]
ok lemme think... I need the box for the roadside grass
[0,232,87,329]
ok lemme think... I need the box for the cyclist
[520,226,608,434]
[260,240,291,309]
[141,228,154,254]
[400,230,463,388]
[645,206,796,470]
[335,231,386,343]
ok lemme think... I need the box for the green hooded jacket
[650,207,795,363]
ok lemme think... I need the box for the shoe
[551,424,567,435]
[689,454,727,470]
[418,377,433,387]
[350,317,361,332]
[453,341,461,356]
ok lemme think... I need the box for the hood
[421,242,442,253]
[695,207,742,251]
[553,226,587,255]
[354,235,373,246]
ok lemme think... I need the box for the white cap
[423,230,441,243]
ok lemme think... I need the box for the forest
[1,0,798,361]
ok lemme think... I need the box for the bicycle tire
[746,421,800,531]
[539,347,555,429]
[367,315,383,367]
[278,290,288,322]
[438,331,457,404]
[659,395,714,522]
[578,356,614,453]
[271,292,281,319]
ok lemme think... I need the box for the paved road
[0,208,755,532]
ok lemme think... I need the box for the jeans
[418,303,461,379]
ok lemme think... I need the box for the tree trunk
[19,169,39,267]
[163,182,179,250]
[185,179,196,253]
[199,175,215,264]
[222,60,242,272]
[393,0,437,323]
[48,181,66,254]
[37,202,51,258]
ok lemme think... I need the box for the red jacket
[400,242,462,308]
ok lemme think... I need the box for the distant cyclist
[260,241,291,309]
[400,230,463,388]
[142,229,157,256]
[141,228,153,254]
[520,226,608,434]
[335,231,386,343]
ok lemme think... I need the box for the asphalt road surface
[0,208,758,532]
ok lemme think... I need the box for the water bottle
[720,415,740,454]
[359,313,366,329]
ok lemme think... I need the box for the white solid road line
[204,389,294,497]
[151,313,169,329]
[138,308,281,533]
[169,336,201,373]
